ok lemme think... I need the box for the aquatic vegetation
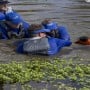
[0,58,90,90]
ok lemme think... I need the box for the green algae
[0,58,90,90]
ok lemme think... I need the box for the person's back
[42,19,71,41]
[16,24,51,54]
[47,37,71,55]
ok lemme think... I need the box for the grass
[0,58,90,90]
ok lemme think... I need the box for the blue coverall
[0,10,29,39]
[43,22,71,41]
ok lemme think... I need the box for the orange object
[75,39,90,45]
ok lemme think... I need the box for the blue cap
[44,22,58,30]
[33,29,50,34]
[0,0,10,4]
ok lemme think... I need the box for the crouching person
[42,19,71,41]
[16,24,72,55]
[0,0,30,39]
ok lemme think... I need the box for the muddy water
[0,0,90,62]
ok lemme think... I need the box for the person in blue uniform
[42,19,71,41]
[0,0,30,39]
[16,24,72,55]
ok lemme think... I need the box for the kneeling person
[42,19,71,41]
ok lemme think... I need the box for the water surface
[9,0,90,59]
